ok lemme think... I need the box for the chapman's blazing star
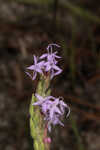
[27,43,70,138]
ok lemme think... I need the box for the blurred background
[0,0,100,150]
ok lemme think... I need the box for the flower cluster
[27,44,70,132]
[26,44,62,80]
[33,94,70,132]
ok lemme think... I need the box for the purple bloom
[33,94,70,132]
[26,55,45,80]
[40,43,61,65]
[40,44,62,79]
[26,44,62,80]
[46,97,70,131]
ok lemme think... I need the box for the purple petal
[38,61,45,66]
[46,96,55,100]
[40,54,47,59]
[47,43,60,54]
[60,100,67,108]
[58,120,64,126]
[45,64,51,72]
[36,67,43,74]
[54,107,62,114]
[52,118,60,125]
[49,109,54,120]
[34,55,37,65]
[50,69,55,79]
[42,104,50,113]
[52,65,61,71]
[35,93,44,101]
[54,68,62,76]
[27,65,35,70]
[32,72,37,80]
[32,101,41,106]
[52,43,60,47]
[47,44,60,50]
[53,52,61,58]
[54,54,61,59]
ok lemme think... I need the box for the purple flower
[26,55,45,80]
[26,44,62,80]
[40,43,61,65]
[40,44,62,79]
[46,97,70,131]
[33,94,70,132]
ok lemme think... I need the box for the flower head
[33,94,70,132]
[40,44,61,64]
[40,44,62,79]
[26,44,62,80]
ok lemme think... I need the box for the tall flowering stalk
[26,44,70,150]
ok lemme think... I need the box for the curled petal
[66,106,70,118]
[46,96,55,100]
[54,68,62,76]
[47,43,60,51]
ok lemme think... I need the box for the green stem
[29,75,51,150]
